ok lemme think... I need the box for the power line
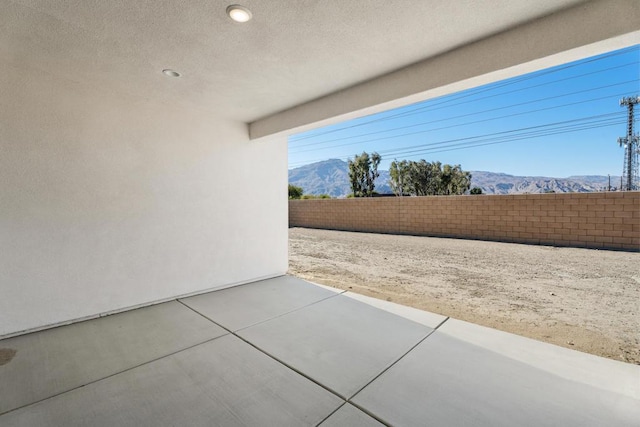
[289,80,636,154]
[395,120,625,158]
[288,113,625,167]
[362,113,622,156]
[288,120,623,167]
[290,61,638,145]
[380,115,623,158]
[290,87,635,153]
[289,46,639,142]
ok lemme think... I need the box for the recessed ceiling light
[226,4,252,23]
[162,69,181,78]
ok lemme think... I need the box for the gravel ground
[288,227,640,364]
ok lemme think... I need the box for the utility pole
[617,96,639,191]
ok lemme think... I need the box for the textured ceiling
[2,0,587,122]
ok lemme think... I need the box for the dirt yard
[288,227,640,364]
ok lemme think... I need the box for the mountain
[289,159,619,197]
[288,159,391,197]
[470,171,619,194]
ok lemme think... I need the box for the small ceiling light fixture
[226,4,252,23]
[162,69,181,78]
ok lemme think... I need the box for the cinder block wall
[289,192,639,251]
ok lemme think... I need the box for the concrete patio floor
[0,276,638,426]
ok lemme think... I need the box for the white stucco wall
[0,63,288,337]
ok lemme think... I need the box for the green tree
[457,169,472,195]
[288,184,303,199]
[470,187,483,195]
[439,163,453,195]
[441,164,471,195]
[397,160,472,196]
[348,151,381,197]
[389,159,411,196]
[407,160,440,196]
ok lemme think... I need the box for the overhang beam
[250,0,640,140]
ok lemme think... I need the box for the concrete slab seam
[305,280,349,295]
[338,402,393,427]
[315,402,347,427]
[232,293,345,333]
[345,316,450,425]
[0,333,230,418]
[315,402,392,427]
[176,300,348,402]
[179,291,343,333]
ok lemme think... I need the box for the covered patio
[1,276,638,426]
[2,1,639,425]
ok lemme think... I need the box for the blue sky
[288,45,639,177]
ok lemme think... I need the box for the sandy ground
[288,227,640,364]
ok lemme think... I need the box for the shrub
[288,184,304,199]
[301,194,331,199]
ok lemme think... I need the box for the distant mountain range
[288,159,620,197]
[288,159,392,197]
[469,171,619,195]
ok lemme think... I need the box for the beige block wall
[289,192,640,251]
